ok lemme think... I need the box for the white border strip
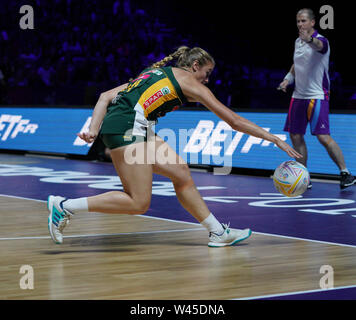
[252,230,356,249]
[236,284,356,300]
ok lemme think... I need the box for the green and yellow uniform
[100,66,187,149]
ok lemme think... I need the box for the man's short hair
[297,8,316,20]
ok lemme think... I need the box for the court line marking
[1,193,356,249]
[236,284,356,300]
[251,230,356,249]
[268,176,340,185]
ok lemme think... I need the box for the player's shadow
[42,234,205,254]
[42,230,252,255]
[43,248,134,254]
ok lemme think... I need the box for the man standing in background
[278,8,355,189]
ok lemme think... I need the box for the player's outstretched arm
[181,76,302,159]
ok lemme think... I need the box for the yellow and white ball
[273,160,310,197]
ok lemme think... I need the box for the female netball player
[47,46,301,247]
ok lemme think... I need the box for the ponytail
[150,46,190,68]
[150,46,214,69]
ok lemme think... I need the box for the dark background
[0,0,355,110]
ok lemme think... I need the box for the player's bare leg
[87,142,153,214]
[150,134,210,223]
[150,134,252,247]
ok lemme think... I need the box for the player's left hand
[276,139,303,159]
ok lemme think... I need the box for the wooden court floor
[1,195,356,300]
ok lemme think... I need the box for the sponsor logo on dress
[143,86,171,110]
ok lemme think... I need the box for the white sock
[62,197,88,214]
[201,213,224,235]
[341,168,350,174]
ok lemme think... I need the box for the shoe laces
[58,212,71,232]
[221,223,230,231]
[209,223,232,238]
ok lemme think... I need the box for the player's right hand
[77,131,97,143]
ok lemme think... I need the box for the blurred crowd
[0,0,350,109]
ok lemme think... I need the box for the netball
[273,160,310,197]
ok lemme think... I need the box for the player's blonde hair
[151,46,215,69]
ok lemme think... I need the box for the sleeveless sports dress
[100,66,187,149]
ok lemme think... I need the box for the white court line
[268,176,340,185]
[0,194,46,203]
[1,193,356,248]
[236,284,356,300]
[252,230,356,249]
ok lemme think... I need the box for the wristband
[284,72,295,85]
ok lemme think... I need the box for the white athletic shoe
[208,223,252,247]
[47,195,72,244]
